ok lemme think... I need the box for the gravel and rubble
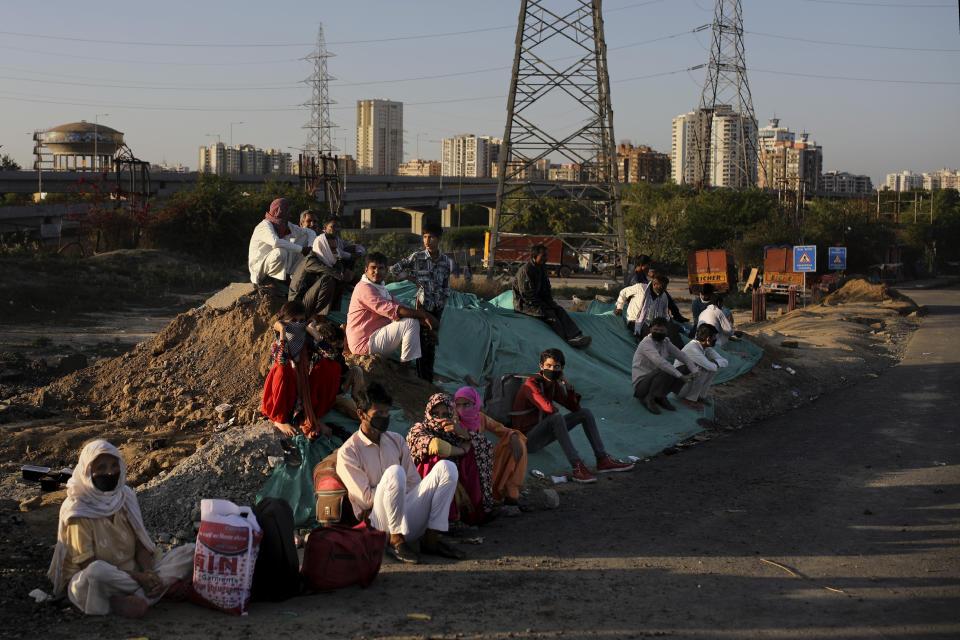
[136,421,283,542]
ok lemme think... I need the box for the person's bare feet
[274,422,298,437]
[110,594,148,619]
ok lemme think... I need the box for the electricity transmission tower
[303,23,336,159]
[488,0,626,279]
[693,0,758,189]
[301,23,342,215]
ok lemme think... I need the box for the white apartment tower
[356,99,403,175]
[441,134,502,178]
[671,106,757,188]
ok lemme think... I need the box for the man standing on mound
[511,348,634,483]
[513,245,591,349]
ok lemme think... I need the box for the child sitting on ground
[48,440,194,618]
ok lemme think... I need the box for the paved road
[47,287,959,639]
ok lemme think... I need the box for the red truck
[687,250,737,294]
[484,232,580,277]
[760,245,805,296]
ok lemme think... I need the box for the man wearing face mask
[673,324,728,410]
[336,383,461,565]
[48,440,195,618]
[511,348,634,483]
[631,317,700,415]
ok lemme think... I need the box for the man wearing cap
[248,198,313,286]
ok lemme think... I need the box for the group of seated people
[45,206,748,618]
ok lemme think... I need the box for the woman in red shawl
[406,393,492,525]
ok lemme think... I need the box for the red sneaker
[570,460,597,483]
[596,454,635,473]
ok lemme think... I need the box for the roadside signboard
[828,247,847,270]
[793,245,816,272]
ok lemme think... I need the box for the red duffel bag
[301,522,386,591]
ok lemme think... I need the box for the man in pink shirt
[346,252,438,362]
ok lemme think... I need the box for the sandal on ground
[421,538,465,560]
[385,541,420,564]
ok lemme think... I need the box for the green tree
[368,232,413,266]
[0,154,22,171]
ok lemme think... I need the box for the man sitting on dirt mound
[511,348,634,483]
[673,324,728,411]
[513,245,591,349]
[336,383,464,565]
[248,198,314,289]
[631,318,700,415]
[346,252,438,365]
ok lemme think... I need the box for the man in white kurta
[247,198,313,285]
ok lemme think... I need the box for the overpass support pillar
[482,205,496,227]
[441,203,455,229]
[393,207,426,235]
[360,208,373,229]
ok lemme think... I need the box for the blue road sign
[828,247,847,270]
[793,245,816,272]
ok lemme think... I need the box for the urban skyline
[1,1,957,186]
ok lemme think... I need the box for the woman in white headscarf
[48,440,194,618]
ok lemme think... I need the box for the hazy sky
[1,0,957,185]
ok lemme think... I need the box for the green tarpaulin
[258,280,763,526]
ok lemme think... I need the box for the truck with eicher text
[760,245,805,296]
[686,250,737,294]
[483,232,581,277]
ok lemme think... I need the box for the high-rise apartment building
[757,127,823,191]
[356,99,403,175]
[922,169,960,190]
[885,170,924,192]
[198,142,291,176]
[397,158,441,177]
[441,134,502,178]
[671,106,757,188]
[821,171,873,195]
[616,143,670,184]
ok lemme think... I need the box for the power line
[801,0,953,6]
[752,68,960,85]
[0,74,302,91]
[0,44,300,66]
[748,30,960,52]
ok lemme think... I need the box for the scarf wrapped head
[47,440,154,592]
[423,392,455,432]
[454,386,483,432]
[312,233,339,268]
[265,198,291,237]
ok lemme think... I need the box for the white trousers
[251,247,304,284]
[68,544,195,616]
[678,368,716,401]
[370,461,457,541]
[367,317,422,362]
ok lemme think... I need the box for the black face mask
[651,332,667,342]
[369,415,390,432]
[541,369,560,381]
[92,472,120,492]
[325,232,337,242]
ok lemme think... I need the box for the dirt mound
[14,288,445,484]
[822,278,919,314]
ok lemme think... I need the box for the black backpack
[483,373,537,427]
[251,497,303,602]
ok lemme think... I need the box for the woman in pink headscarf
[454,386,527,514]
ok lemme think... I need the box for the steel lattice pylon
[302,23,337,158]
[693,0,758,189]
[488,0,626,279]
